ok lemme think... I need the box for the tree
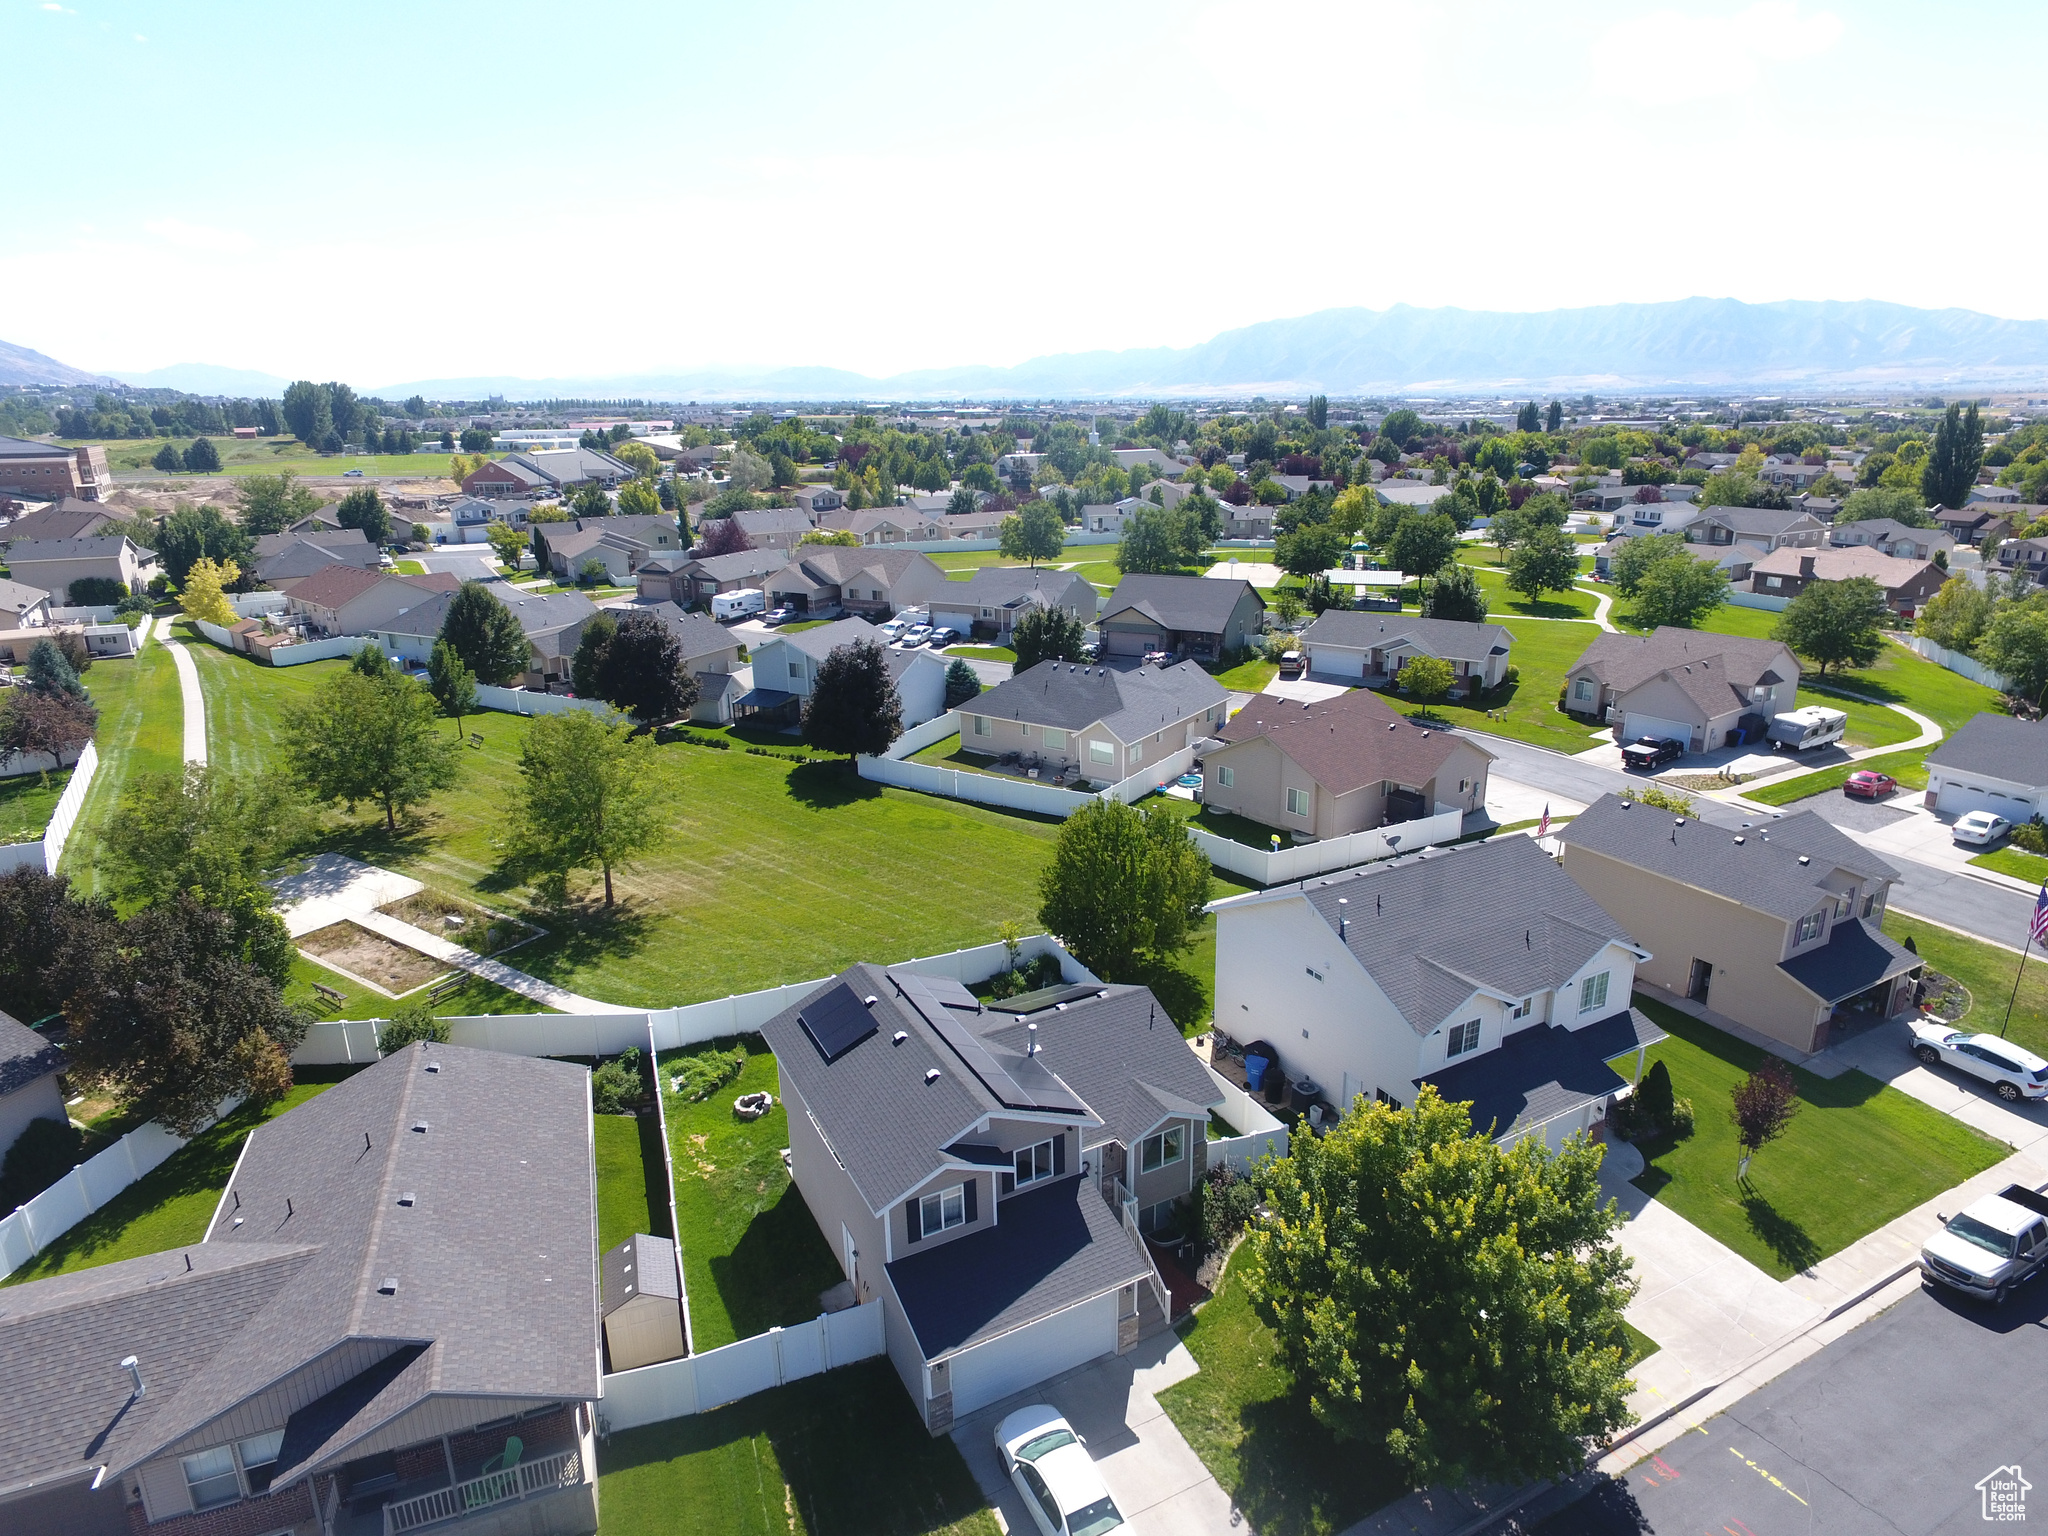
[280,668,462,831]
[1275,524,1345,582]
[458,426,494,453]
[1036,799,1210,977]
[152,442,182,472]
[335,484,390,544]
[1516,400,1540,433]
[0,866,112,1023]
[803,638,902,758]
[1915,575,1995,653]
[616,477,662,519]
[427,639,479,734]
[1386,513,1459,581]
[437,580,532,685]
[1546,399,1564,433]
[485,521,529,571]
[0,686,97,776]
[571,610,618,700]
[0,1114,83,1211]
[178,556,241,626]
[505,709,667,907]
[592,611,700,724]
[1011,604,1087,671]
[613,440,659,480]
[570,482,611,519]
[999,502,1066,566]
[1379,408,1423,448]
[1773,577,1887,676]
[1401,654,1455,701]
[947,486,979,517]
[1246,1086,1636,1487]
[943,657,981,708]
[236,471,321,536]
[1730,1059,1799,1178]
[1976,594,2048,707]
[280,380,332,445]
[182,436,221,473]
[24,636,84,697]
[1921,402,1985,510]
[798,528,859,547]
[378,1000,450,1054]
[1633,554,1729,629]
[696,514,753,557]
[1836,487,1931,527]
[156,502,254,587]
[1506,523,1581,602]
[1608,532,1686,597]
[1306,394,1329,430]
[1421,560,1488,623]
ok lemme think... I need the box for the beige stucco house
[957,659,1228,784]
[1563,627,1800,753]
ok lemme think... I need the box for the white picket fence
[1187,804,1464,885]
[600,1302,888,1429]
[1900,634,2012,693]
[474,685,616,719]
[0,739,99,875]
[0,1094,239,1280]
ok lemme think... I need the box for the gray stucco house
[0,1008,67,1168]
[1096,574,1264,661]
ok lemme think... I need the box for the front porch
[321,1405,596,1536]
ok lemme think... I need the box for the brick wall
[395,1442,446,1483]
[124,1477,310,1536]
[447,1405,576,1478]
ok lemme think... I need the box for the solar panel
[798,985,877,1063]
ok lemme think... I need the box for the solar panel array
[798,984,878,1063]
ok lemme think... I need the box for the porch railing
[382,1444,584,1536]
[1110,1177,1172,1324]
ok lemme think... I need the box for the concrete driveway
[951,1335,1241,1536]
[416,548,500,581]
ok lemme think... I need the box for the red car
[1844,769,1898,800]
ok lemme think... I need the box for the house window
[1578,971,1611,1014]
[1573,679,1593,703]
[1217,765,1234,788]
[972,715,992,737]
[182,1447,241,1511]
[1140,1126,1185,1173]
[1863,890,1880,919]
[1014,1138,1055,1187]
[787,659,803,678]
[1286,787,1310,817]
[1089,739,1115,764]
[1766,575,1783,589]
[919,1184,967,1237]
[238,1431,284,1495]
[1796,911,1826,944]
[1512,997,1531,1019]
[1446,1019,1481,1057]
[1138,1199,1179,1234]
[1376,1088,1404,1109]
[1043,728,1067,750]
[1127,742,1142,766]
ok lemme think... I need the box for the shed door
[945,1291,1118,1418]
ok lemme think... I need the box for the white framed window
[237,1431,285,1495]
[972,715,992,737]
[1089,739,1115,764]
[1286,787,1310,816]
[1446,1019,1481,1057]
[1217,765,1234,788]
[1376,1088,1404,1109]
[1573,678,1592,702]
[1043,728,1067,750]
[1140,1125,1185,1172]
[182,1447,241,1511]
[1796,911,1825,944]
[787,659,803,678]
[1512,997,1531,1019]
[1014,1138,1055,1187]
[919,1184,966,1237]
[1127,742,1142,765]
[1020,723,1034,739]
[1578,971,1611,1014]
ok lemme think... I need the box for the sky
[3,0,2042,388]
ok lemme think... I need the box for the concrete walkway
[1572,584,1618,632]
[166,629,207,765]
[348,908,615,1015]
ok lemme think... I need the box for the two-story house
[1557,793,1921,1053]
[958,659,1228,785]
[1097,574,1265,661]
[1995,536,2048,589]
[727,507,815,551]
[1212,835,1663,1148]
[763,546,945,619]
[636,547,793,607]
[1685,504,1830,554]
[1747,545,1945,614]
[6,535,158,604]
[763,962,1220,1433]
[1830,517,1953,563]
[0,1043,601,1536]
[1563,627,1800,753]
[930,567,1098,643]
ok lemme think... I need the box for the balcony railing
[382,1444,584,1536]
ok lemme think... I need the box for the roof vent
[863,995,879,1008]
[1798,854,1811,865]
[424,1062,441,1073]
[1618,799,1631,810]
[121,1356,144,1400]
[398,1192,416,1207]
[411,1122,429,1134]
[1387,722,1396,730]
[891,1030,907,1045]
[924,1068,941,1084]
[378,1277,399,1296]
[1734,836,1745,845]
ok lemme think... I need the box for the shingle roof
[0,1008,65,1098]
[381,584,596,640]
[1557,792,1899,921]
[280,562,392,609]
[681,548,791,582]
[1778,918,1922,1004]
[1418,1008,1665,1141]
[783,545,937,589]
[0,501,118,546]
[601,1233,680,1316]
[6,536,149,563]
[1748,545,1940,588]
[732,508,814,538]
[969,659,1226,741]
[950,566,1098,614]
[1300,611,1512,664]
[254,530,372,559]
[779,615,885,661]
[0,576,51,615]
[1211,687,1493,798]
[1567,626,1796,715]
[631,602,738,664]
[1926,712,2048,789]
[1694,504,1822,536]
[1101,574,1262,635]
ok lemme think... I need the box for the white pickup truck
[1920,1183,2048,1304]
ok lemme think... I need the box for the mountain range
[11,298,2048,401]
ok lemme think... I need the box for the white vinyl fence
[599,1302,887,1430]
[49,604,119,623]
[0,739,85,780]
[230,591,290,618]
[859,739,1197,816]
[1204,1065,1290,1174]
[267,634,370,666]
[1188,804,1464,885]
[0,739,98,875]
[1900,634,2012,693]
[474,685,617,718]
[1726,591,1791,612]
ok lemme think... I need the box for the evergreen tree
[427,640,479,734]
[182,436,221,472]
[1420,560,1488,623]
[1011,604,1087,671]
[943,657,982,708]
[1921,401,1985,510]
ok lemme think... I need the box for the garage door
[1310,647,1364,679]
[1623,712,1695,749]
[1102,629,1156,657]
[1937,780,2037,820]
[946,1291,1118,1419]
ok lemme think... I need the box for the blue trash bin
[1244,1054,1269,1092]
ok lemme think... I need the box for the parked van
[712,588,766,621]
[1767,705,1848,752]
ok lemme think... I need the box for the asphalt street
[1526,1278,2048,1535]
[1473,732,2040,952]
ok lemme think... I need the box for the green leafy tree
[1400,654,1455,700]
[1247,1087,1636,1486]
[280,668,462,831]
[1379,409,1423,448]
[0,867,109,1023]
[1546,400,1564,432]
[571,482,611,519]
[570,610,618,700]
[1276,524,1345,581]
[1632,554,1728,629]
[1036,799,1211,980]
[350,640,393,679]
[1116,504,1192,574]
[803,638,903,758]
[236,471,322,536]
[378,1000,450,1054]
[458,426,494,453]
[1915,575,1995,654]
[1421,559,1488,623]
[156,502,255,587]
[427,639,479,734]
[1976,594,2048,706]
[1387,513,1459,581]
[506,708,668,906]
[437,580,532,685]
[1306,394,1329,430]
[280,380,332,446]
[593,610,701,724]
[943,657,982,708]
[485,521,528,571]
[1773,576,1888,676]
[182,436,221,473]
[1921,402,1984,510]
[1011,604,1087,671]
[616,477,662,519]
[1836,487,1931,527]
[999,501,1066,566]
[1505,523,1581,603]
[335,485,391,544]
[1608,532,1686,597]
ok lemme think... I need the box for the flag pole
[2002,881,2048,1040]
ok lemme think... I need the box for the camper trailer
[1768,705,1848,752]
[712,587,767,621]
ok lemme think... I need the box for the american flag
[1539,804,1551,839]
[2033,882,2048,947]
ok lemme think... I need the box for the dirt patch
[298,921,450,995]
[376,890,539,955]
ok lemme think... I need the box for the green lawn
[658,1038,842,1351]
[1453,546,1601,619]
[1618,997,2005,1279]
[1404,618,1610,757]
[282,952,546,1020]
[780,619,834,633]
[393,559,427,575]
[1818,639,2003,735]
[1213,656,1279,691]
[595,1111,675,1254]
[598,1358,998,1536]
[1738,745,1932,806]
[1970,845,2048,887]
[0,767,69,844]
[58,645,185,896]
[74,434,459,481]
[947,645,1015,663]
[1158,1250,1404,1536]
[1884,913,2048,1062]
[1,1080,341,1285]
[1798,684,1918,750]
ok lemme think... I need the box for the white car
[1952,810,2013,846]
[898,625,933,648]
[1910,1021,2048,1102]
[879,618,909,641]
[994,1406,1125,1536]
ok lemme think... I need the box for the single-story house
[1747,546,1945,613]
[0,575,53,629]
[1375,481,1453,510]
[0,1042,600,1536]
[1558,793,1921,1053]
[1563,627,1801,752]
[763,546,945,620]
[1097,574,1265,661]
[280,564,460,638]
[638,547,792,606]
[930,567,1098,642]
[763,962,1218,1432]
[1268,474,1333,500]
[1969,484,2022,505]
[1213,834,1662,1149]
[957,659,1228,784]
[1299,611,1513,691]
[370,586,599,684]
[742,615,947,727]
[0,496,122,550]
[1923,712,2048,823]
[252,528,378,585]
[1201,686,1494,837]
[0,1007,67,1165]
[814,508,951,545]
[5,535,157,603]
[1622,501,1702,537]
[1830,518,1953,563]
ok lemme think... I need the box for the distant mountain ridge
[12,297,2048,401]
[0,339,113,388]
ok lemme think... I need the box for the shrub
[379,1001,450,1055]
[66,576,128,608]
[671,1045,745,1102]
[1196,1163,1261,1253]
[591,1048,644,1114]
[0,1114,83,1212]
[2014,818,2048,855]
[1636,1058,1675,1126]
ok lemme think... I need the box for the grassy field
[1971,846,2048,886]
[1424,618,1611,756]
[0,767,69,844]
[0,1080,340,1285]
[1158,1249,1404,1536]
[1795,683,1918,750]
[1214,656,1279,691]
[657,1038,842,1351]
[595,1111,675,1255]
[1618,997,2005,1279]
[598,1358,998,1536]
[1884,912,2048,1061]
[71,435,457,481]
[1739,746,1932,806]
[58,642,185,896]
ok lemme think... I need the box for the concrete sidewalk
[349,908,614,1015]
[167,631,207,765]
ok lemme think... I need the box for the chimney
[121,1356,144,1400]
[1799,554,1816,579]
